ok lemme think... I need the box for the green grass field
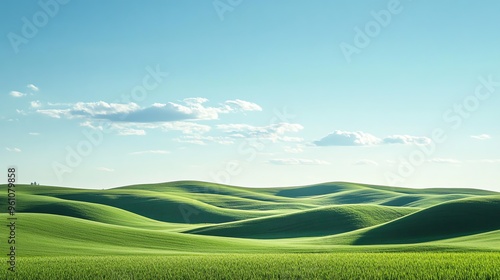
[5,253,500,280]
[1,181,499,279]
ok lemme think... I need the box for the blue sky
[1,0,500,190]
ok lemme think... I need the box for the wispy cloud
[284,145,304,153]
[224,99,262,112]
[427,158,462,164]
[6,147,22,153]
[27,84,39,92]
[37,109,68,118]
[30,101,42,108]
[314,130,431,146]
[79,120,212,139]
[114,121,211,136]
[9,91,26,98]
[471,134,491,140]
[174,135,234,145]
[29,132,40,136]
[117,128,146,136]
[96,167,115,172]
[129,150,170,155]
[353,159,379,166]
[217,123,304,143]
[268,158,330,165]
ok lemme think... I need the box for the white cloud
[96,167,114,172]
[16,109,27,115]
[79,121,100,129]
[183,97,209,105]
[471,134,491,140]
[174,138,207,145]
[117,128,146,136]
[427,158,462,164]
[353,159,379,166]
[269,158,330,165]
[175,135,235,145]
[6,147,22,153]
[129,150,170,155]
[37,109,70,119]
[32,99,298,144]
[47,102,72,106]
[217,123,304,143]
[31,100,42,108]
[29,132,40,136]
[153,121,212,135]
[115,121,211,135]
[72,101,141,119]
[27,84,39,91]
[77,120,212,138]
[9,91,26,98]
[314,130,431,146]
[314,130,381,146]
[224,99,262,112]
[35,98,262,123]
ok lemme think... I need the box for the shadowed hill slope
[10,194,183,229]
[32,190,281,224]
[187,205,417,239]
[354,196,500,245]
[255,182,497,197]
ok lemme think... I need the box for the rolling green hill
[0,181,499,256]
[13,194,182,230]
[24,188,283,224]
[187,205,417,238]
[6,213,272,256]
[354,195,500,244]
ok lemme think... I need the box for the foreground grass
[6,253,500,280]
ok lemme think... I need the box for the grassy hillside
[4,213,272,256]
[0,181,498,256]
[354,195,500,244]
[187,205,417,238]
[10,186,283,224]
[11,194,183,230]
[380,194,472,207]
